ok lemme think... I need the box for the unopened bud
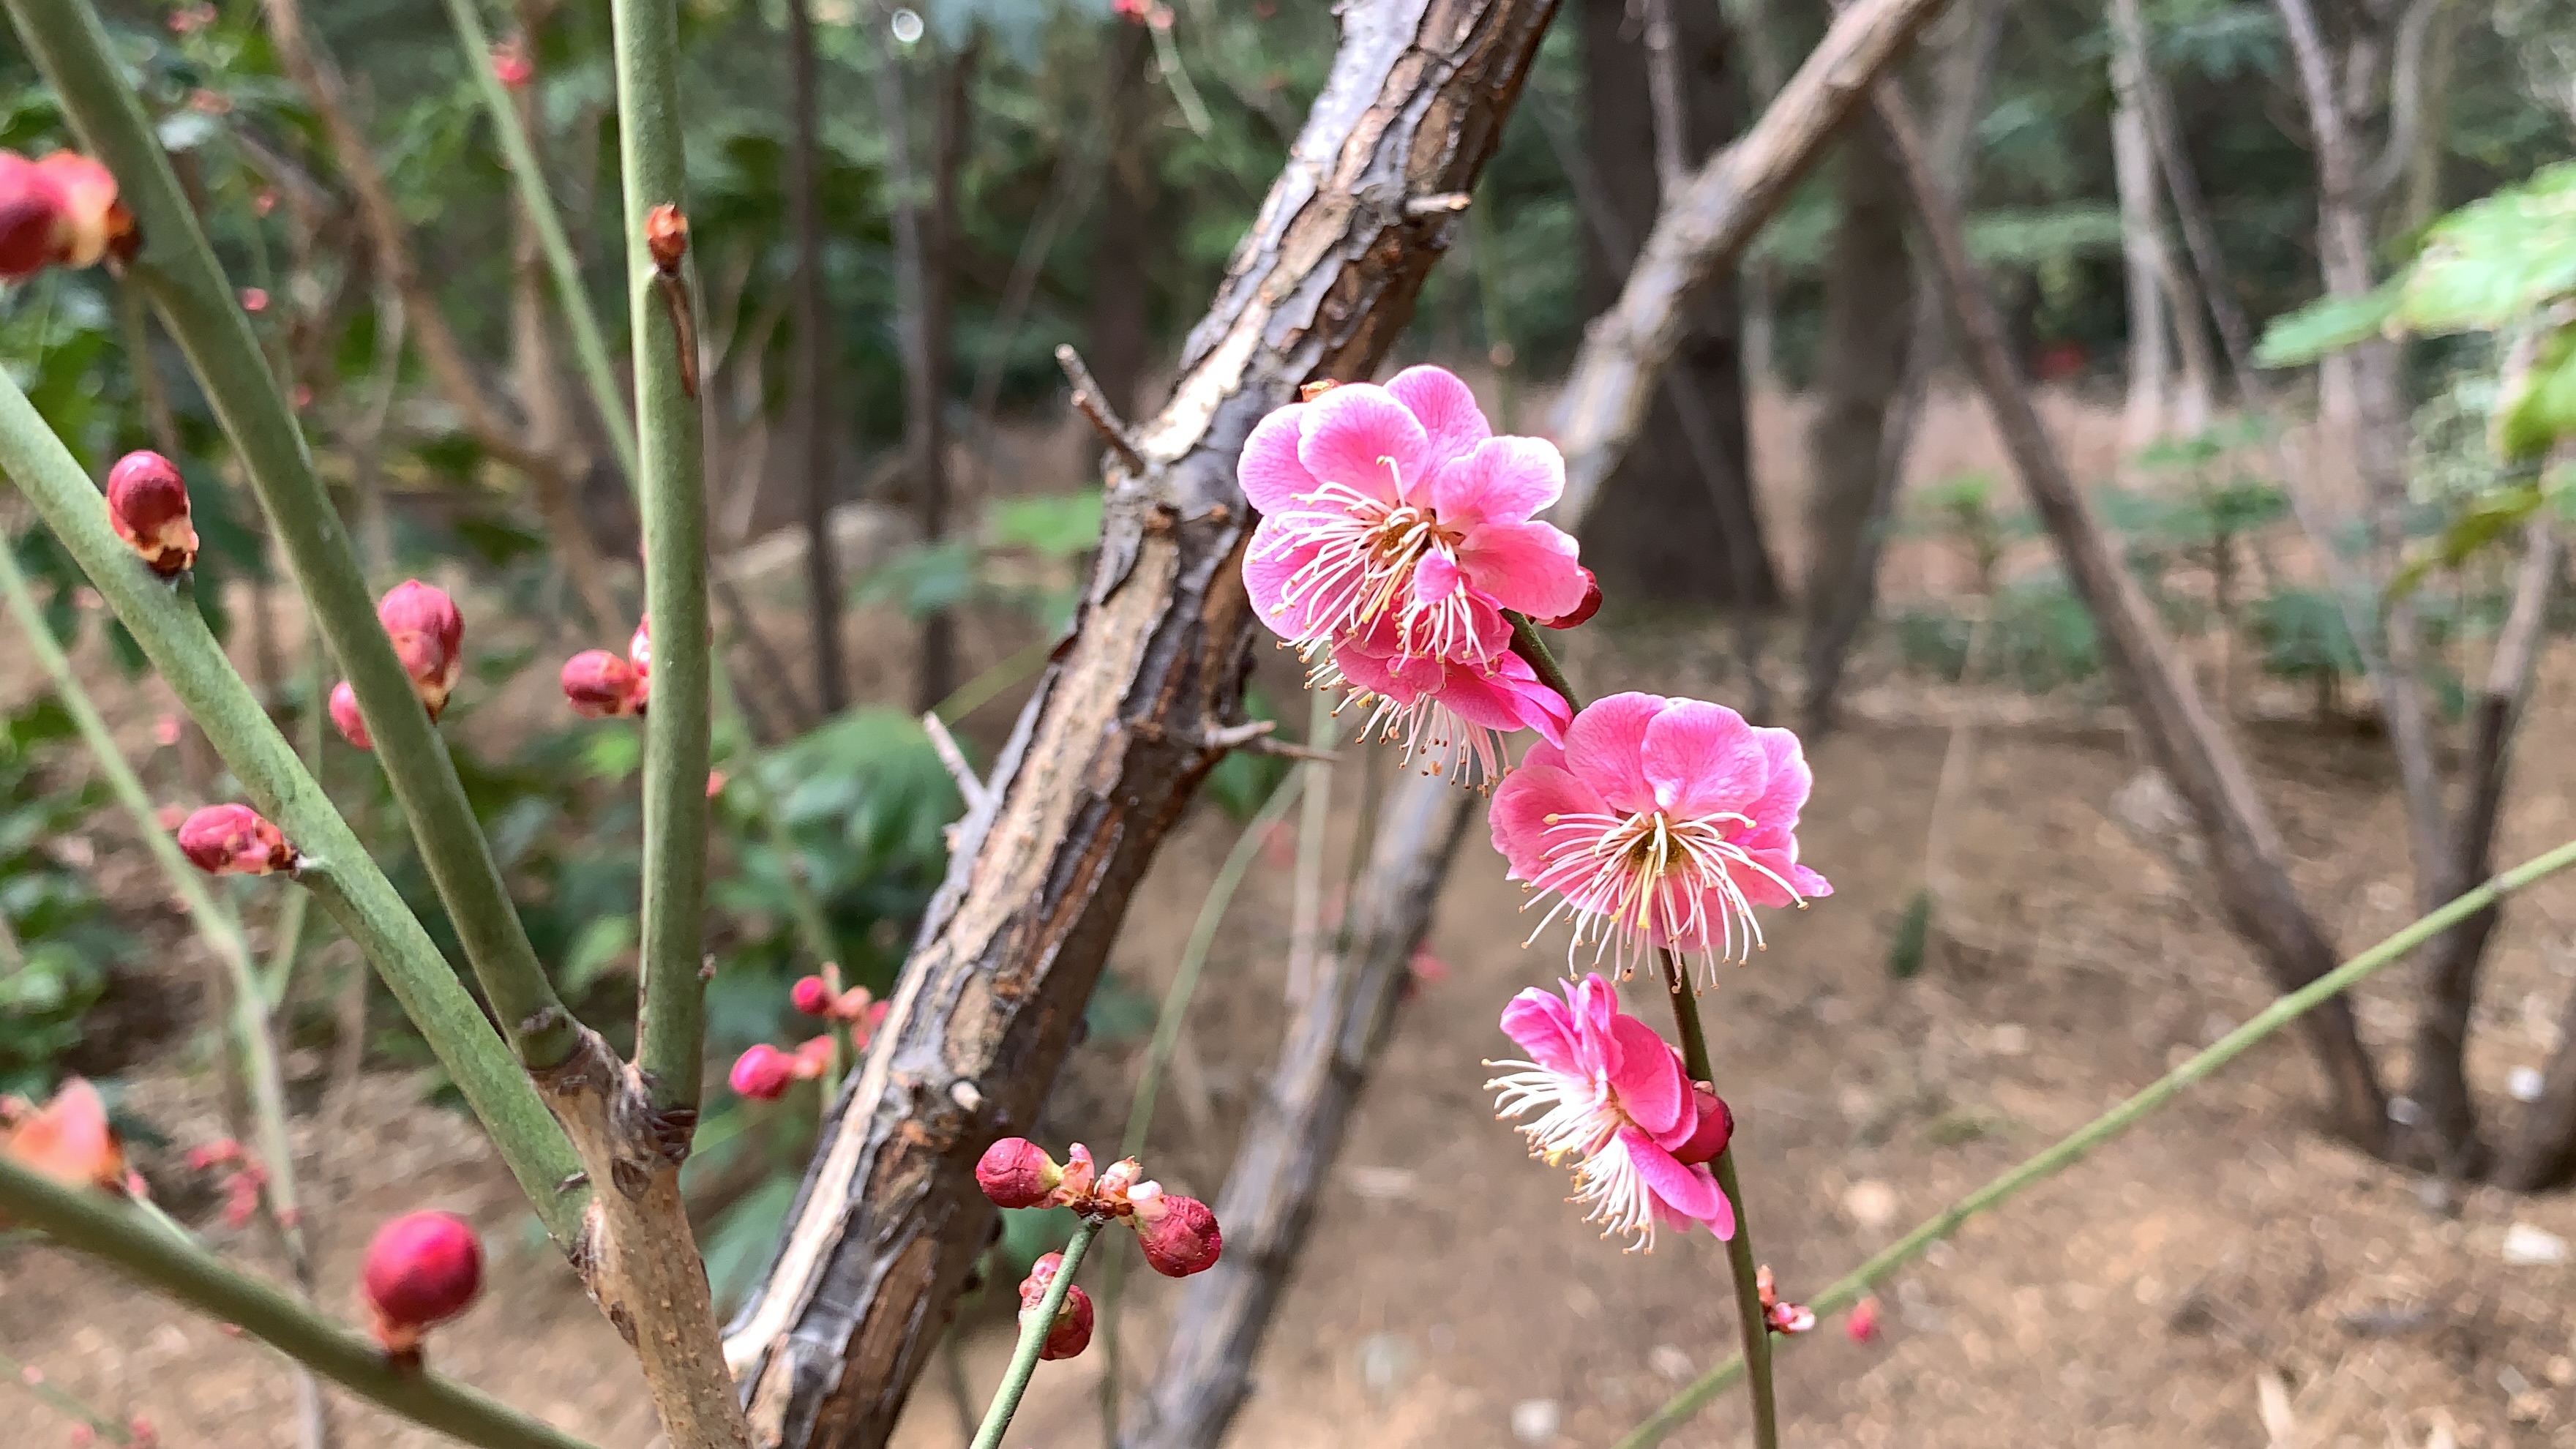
[1018,1254,1094,1360]
[105,451,197,577]
[975,1137,1063,1209]
[1845,1295,1881,1344]
[0,151,130,282]
[791,1035,834,1079]
[1671,1085,1732,1167]
[1297,378,1339,402]
[0,1078,127,1194]
[1542,566,1602,629]
[362,1210,483,1356]
[329,681,372,749]
[377,581,463,719]
[645,204,688,276]
[560,649,643,718]
[177,804,296,876]
[790,976,834,1016]
[729,1044,795,1101]
[1129,1191,1221,1278]
[491,38,533,89]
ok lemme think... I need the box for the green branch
[3,0,579,1073]
[0,1160,602,1449]
[0,371,580,1246]
[436,0,639,483]
[972,1217,1101,1449]
[1615,831,2576,1448]
[607,0,714,1112]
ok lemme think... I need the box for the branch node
[921,711,993,814]
[1404,191,1472,217]
[1056,344,1149,477]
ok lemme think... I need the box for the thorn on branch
[1198,719,1338,763]
[1404,191,1472,217]
[1056,344,1148,478]
[922,711,993,815]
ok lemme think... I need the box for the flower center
[1260,468,1480,660]
[1524,806,1800,976]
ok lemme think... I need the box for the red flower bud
[177,804,295,876]
[238,287,267,312]
[1671,1085,1733,1167]
[790,976,834,1016]
[560,649,643,718]
[1541,566,1602,629]
[329,681,372,749]
[1129,1190,1221,1278]
[729,1044,795,1101]
[975,1137,1063,1210]
[0,1078,127,1196]
[105,451,197,577]
[377,581,463,719]
[645,205,688,276]
[491,39,534,89]
[1017,1254,1094,1360]
[362,1210,482,1355]
[791,1035,834,1079]
[0,151,130,282]
[1845,1295,1882,1344]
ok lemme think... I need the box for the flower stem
[0,1159,602,1449]
[4,0,581,1075]
[1614,831,2576,1449]
[1509,610,1785,1448]
[0,364,583,1248]
[607,0,714,1115]
[973,1217,1102,1449]
[0,1346,134,1445]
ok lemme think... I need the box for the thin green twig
[1614,831,2576,1448]
[973,1216,1102,1449]
[0,1346,134,1445]
[4,0,581,1074]
[608,0,714,1114]
[0,1160,602,1449]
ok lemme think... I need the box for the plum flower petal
[1319,615,1566,786]
[1487,976,1734,1249]
[1491,692,1828,984]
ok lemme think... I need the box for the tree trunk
[719,7,1565,1443]
[788,0,845,716]
[1123,773,1475,1449]
[1087,25,1158,420]
[2110,83,2173,445]
[1575,0,1777,608]
[916,42,975,713]
[1874,84,2391,1147]
[1799,111,1912,730]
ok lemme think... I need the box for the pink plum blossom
[1486,974,1734,1250]
[1315,610,1572,785]
[1490,692,1829,985]
[1240,366,1587,668]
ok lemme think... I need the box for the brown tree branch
[1123,772,1475,1449]
[1550,0,1958,522]
[1873,81,2390,1145]
[718,7,1564,1444]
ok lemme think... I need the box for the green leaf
[986,491,1104,558]
[2501,326,2576,460]
[2255,285,2401,367]
[2395,162,2576,334]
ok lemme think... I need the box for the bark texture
[1123,774,1476,1449]
[719,7,1562,1444]
[1875,84,2390,1147]
[1573,0,1775,607]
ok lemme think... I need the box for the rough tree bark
[1549,0,1960,525]
[1874,83,2389,1146]
[1573,0,1777,608]
[1087,24,1159,420]
[1124,773,1474,1449]
[1799,110,1913,730]
[788,0,846,716]
[719,7,1565,1444]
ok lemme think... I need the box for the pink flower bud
[791,1035,834,1079]
[0,151,130,281]
[1671,1085,1733,1167]
[361,1210,482,1355]
[705,770,726,798]
[491,39,534,89]
[975,1137,1063,1209]
[105,451,198,577]
[238,287,267,313]
[1542,566,1602,629]
[329,681,372,749]
[790,976,834,1016]
[729,1044,795,1100]
[153,714,181,747]
[1845,1295,1881,1344]
[176,804,295,876]
[378,581,463,719]
[560,649,643,717]
[1017,1254,1094,1360]
[1,1078,127,1194]
[627,615,653,677]
[1129,1191,1221,1278]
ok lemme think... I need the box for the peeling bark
[719,6,1562,1444]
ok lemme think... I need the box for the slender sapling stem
[973,1217,1102,1449]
